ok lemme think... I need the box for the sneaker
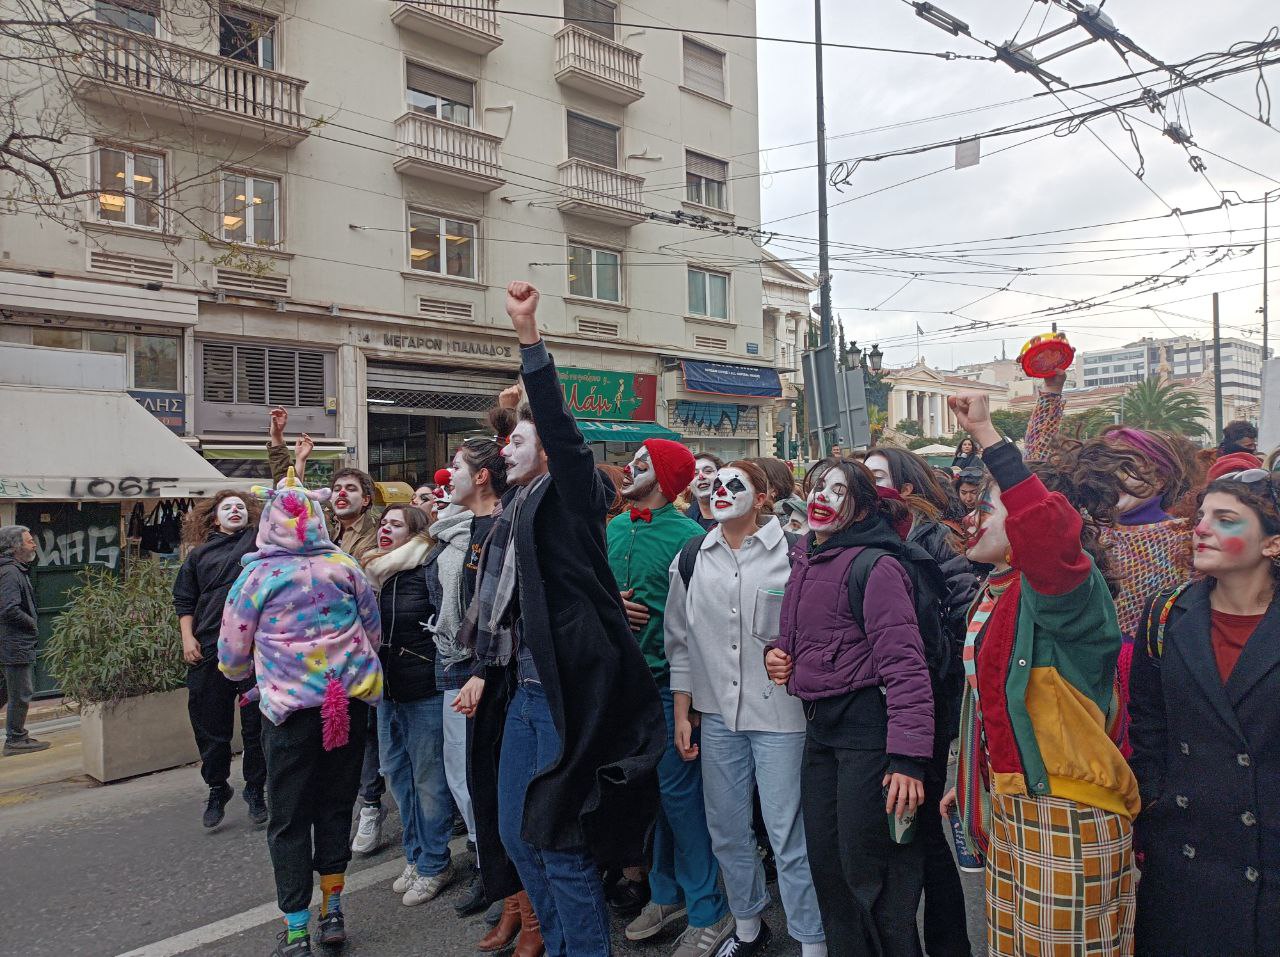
[317,911,346,947]
[350,803,387,855]
[714,921,772,957]
[3,737,51,756]
[607,876,651,921]
[672,913,734,957]
[391,862,417,895]
[245,786,268,826]
[626,902,688,942]
[203,784,234,829]
[483,898,505,927]
[270,931,313,957]
[454,867,488,917]
[403,864,455,906]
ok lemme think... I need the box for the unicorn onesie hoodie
[219,472,383,746]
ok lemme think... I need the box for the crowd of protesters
[125,280,1280,957]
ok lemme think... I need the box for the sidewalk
[0,707,94,808]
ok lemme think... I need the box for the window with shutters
[563,0,616,39]
[201,342,328,407]
[682,38,726,101]
[406,61,475,127]
[95,0,158,35]
[567,243,621,303]
[685,151,728,211]
[219,6,276,69]
[408,209,477,279]
[221,172,279,245]
[566,112,619,169]
[688,266,729,320]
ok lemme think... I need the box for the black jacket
[470,345,665,901]
[172,529,257,655]
[1129,581,1280,957]
[378,564,437,703]
[0,555,39,666]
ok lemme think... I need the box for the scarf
[428,506,473,666]
[362,535,433,591]
[469,475,548,667]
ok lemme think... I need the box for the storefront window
[135,335,179,390]
[87,332,127,353]
[32,328,83,349]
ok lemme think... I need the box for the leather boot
[513,892,545,957]
[476,894,521,952]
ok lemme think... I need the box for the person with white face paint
[607,438,736,957]
[665,461,826,957]
[764,458,937,957]
[174,489,268,829]
[464,282,666,957]
[685,455,723,531]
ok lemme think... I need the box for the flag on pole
[917,324,924,335]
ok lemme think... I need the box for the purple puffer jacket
[772,537,934,760]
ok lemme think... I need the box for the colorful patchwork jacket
[974,442,1141,819]
[218,474,383,728]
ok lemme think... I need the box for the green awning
[577,420,682,443]
[201,447,345,461]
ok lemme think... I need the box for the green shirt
[607,503,705,685]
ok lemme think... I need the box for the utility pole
[1213,292,1224,441]
[814,0,833,456]
[1264,189,1272,362]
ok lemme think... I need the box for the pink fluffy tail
[321,675,350,751]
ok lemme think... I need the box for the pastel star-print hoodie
[218,473,383,737]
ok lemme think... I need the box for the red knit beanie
[642,439,696,504]
[1207,452,1263,483]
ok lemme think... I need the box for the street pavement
[0,745,987,956]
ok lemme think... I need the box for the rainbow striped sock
[320,873,344,918]
[283,909,309,944]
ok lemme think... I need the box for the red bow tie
[629,507,653,523]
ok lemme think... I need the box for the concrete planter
[81,687,244,784]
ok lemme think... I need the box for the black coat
[172,529,257,654]
[0,555,39,666]
[469,352,666,902]
[1129,581,1280,957]
[378,563,437,703]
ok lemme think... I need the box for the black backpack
[846,545,954,692]
[676,529,801,587]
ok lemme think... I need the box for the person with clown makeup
[665,459,826,957]
[685,454,723,531]
[219,469,383,957]
[174,488,268,830]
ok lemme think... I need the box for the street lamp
[868,343,884,373]
[846,340,863,370]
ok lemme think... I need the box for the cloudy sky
[750,0,1279,370]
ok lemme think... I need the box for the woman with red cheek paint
[1128,472,1280,957]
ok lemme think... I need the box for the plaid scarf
[466,475,547,667]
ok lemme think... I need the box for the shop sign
[682,359,782,398]
[560,367,657,421]
[671,401,760,439]
[360,329,515,361]
[129,390,185,433]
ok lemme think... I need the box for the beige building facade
[885,360,1010,439]
[0,0,774,486]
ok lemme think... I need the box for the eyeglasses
[1219,469,1280,515]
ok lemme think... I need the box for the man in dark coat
[0,525,48,755]
[466,281,666,956]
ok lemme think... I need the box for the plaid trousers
[986,791,1135,957]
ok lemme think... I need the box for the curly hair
[182,490,262,547]
[1024,462,1119,596]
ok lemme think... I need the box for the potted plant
[44,559,201,782]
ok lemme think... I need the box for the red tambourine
[1019,332,1075,379]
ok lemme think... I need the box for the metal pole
[1264,192,1270,362]
[814,0,833,456]
[1213,292,1224,440]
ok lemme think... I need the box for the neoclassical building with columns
[885,360,1011,438]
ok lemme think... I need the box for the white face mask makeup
[620,447,657,501]
[710,467,756,522]
[806,468,849,532]
[692,457,718,500]
[449,449,476,505]
[864,453,895,490]
[502,420,546,486]
[216,496,248,533]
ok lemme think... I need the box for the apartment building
[0,0,774,488]
[1080,335,1266,408]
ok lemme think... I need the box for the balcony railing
[390,0,502,53]
[75,23,310,144]
[554,26,643,105]
[394,113,504,192]
[557,159,645,225]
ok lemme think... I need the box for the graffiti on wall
[33,524,121,569]
[671,401,760,439]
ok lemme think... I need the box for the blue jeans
[700,713,825,944]
[651,685,729,928]
[377,695,452,877]
[498,683,611,957]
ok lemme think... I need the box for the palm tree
[867,406,888,445]
[1063,407,1116,439]
[1107,377,1209,438]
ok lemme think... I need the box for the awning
[681,359,782,398]
[577,419,683,443]
[0,385,249,500]
[201,446,346,462]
